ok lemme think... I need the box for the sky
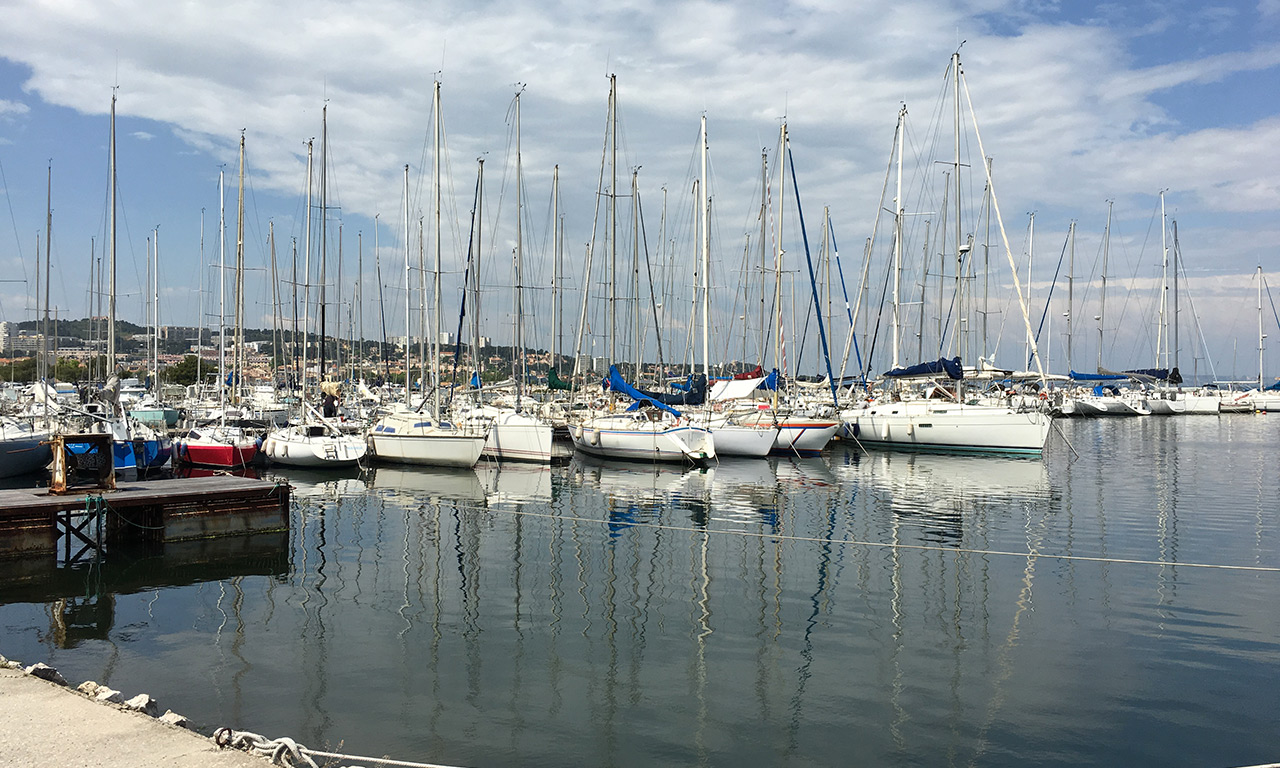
[0,0,1277,383]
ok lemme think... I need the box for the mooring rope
[214,727,470,768]
[482,506,1280,574]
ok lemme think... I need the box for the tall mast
[402,164,411,407]
[357,231,363,382]
[608,74,618,364]
[773,121,787,402]
[1162,192,1172,371]
[108,92,117,372]
[952,51,964,360]
[152,226,160,389]
[197,208,204,388]
[218,169,226,416]
[1024,212,1035,366]
[1066,220,1075,374]
[1172,219,1180,373]
[700,114,711,378]
[891,106,905,369]
[473,158,484,390]
[233,131,246,406]
[1258,265,1264,392]
[432,79,443,421]
[302,139,313,401]
[1098,200,1111,372]
[630,169,641,378]
[43,163,51,385]
[514,89,526,409]
[320,105,329,383]
[551,164,561,372]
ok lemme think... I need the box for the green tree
[164,355,201,386]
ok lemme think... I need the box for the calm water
[2,416,1279,767]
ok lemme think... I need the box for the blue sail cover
[758,369,780,391]
[883,357,963,380]
[640,374,707,406]
[1070,370,1129,381]
[604,365,682,417]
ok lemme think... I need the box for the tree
[164,355,201,386]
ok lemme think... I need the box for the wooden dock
[0,476,291,561]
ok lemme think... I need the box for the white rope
[215,728,470,768]
[478,506,1280,574]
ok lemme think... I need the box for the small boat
[174,425,259,469]
[0,416,54,478]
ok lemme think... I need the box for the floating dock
[0,476,291,561]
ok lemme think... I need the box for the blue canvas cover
[883,357,963,380]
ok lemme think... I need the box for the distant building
[162,325,205,343]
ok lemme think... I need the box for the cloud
[0,99,30,119]
[0,0,1276,366]
[131,130,154,141]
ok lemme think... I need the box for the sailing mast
[891,106,905,370]
[233,131,246,408]
[700,115,711,379]
[514,88,526,411]
[218,169,226,417]
[320,105,329,384]
[431,79,443,422]
[1098,201,1112,372]
[1162,192,1172,371]
[301,139,314,404]
[107,94,117,374]
[551,165,561,375]
[402,164,411,408]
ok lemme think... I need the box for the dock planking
[0,476,291,560]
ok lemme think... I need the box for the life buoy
[1038,391,1048,401]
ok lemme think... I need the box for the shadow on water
[0,532,289,649]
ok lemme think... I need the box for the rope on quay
[491,508,1280,574]
[214,727,471,768]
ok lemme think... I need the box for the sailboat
[174,134,260,468]
[367,81,488,468]
[452,90,555,463]
[263,106,368,468]
[565,76,715,466]
[839,55,1052,455]
[64,94,172,474]
[683,115,777,457]
[733,121,839,456]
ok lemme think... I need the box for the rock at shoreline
[77,681,102,696]
[124,693,160,716]
[159,710,192,729]
[25,663,68,686]
[95,687,124,704]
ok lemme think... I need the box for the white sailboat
[840,56,1051,455]
[367,81,487,468]
[565,76,715,465]
[264,106,368,468]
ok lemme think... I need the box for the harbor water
[1,415,1278,766]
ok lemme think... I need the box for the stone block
[24,663,67,686]
[77,681,101,696]
[159,710,192,729]
[95,687,124,704]
[124,693,159,716]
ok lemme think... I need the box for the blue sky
[0,0,1277,381]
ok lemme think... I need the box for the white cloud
[0,0,1275,367]
[0,99,30,119]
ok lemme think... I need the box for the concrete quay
[0,665,265,768]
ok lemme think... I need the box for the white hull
[478,409,555,463]
[705,423,777,457]
[263,426,368,468]
[569,414,715,464]
[368,411,486,468]
[1065,394,1150,417]
[842,401,1051,455]
[1143,392,1221,415]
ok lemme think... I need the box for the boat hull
[569,416,715,465]
[842,402,1051,455]
[263,428,368,468]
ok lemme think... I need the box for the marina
[1,415,1277,766]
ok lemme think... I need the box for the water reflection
[1,420,1279,766]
